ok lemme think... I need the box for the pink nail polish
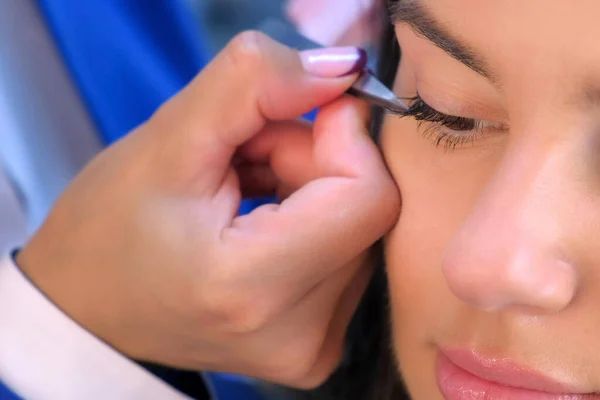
[300,47,367,78]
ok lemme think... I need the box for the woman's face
[381,0,600,398]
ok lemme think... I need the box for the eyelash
[389,95,505,149]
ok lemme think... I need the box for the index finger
[152,31,366,194]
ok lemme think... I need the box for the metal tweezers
[258,18,409,113]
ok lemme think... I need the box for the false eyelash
[388,95,489,149]
[403,96,477,131]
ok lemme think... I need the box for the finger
[354,97,372,131]
[151,31,367,194]
[236,164,278,198]
[236,166,300,201]
[238,120,317,190]
[276,184,295,202]
[236,254,369,384]
[224,97,400,284]
[298,257,375,388]
[239,103,369,200]
[237,119,312,163]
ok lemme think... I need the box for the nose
[442,144,580,313]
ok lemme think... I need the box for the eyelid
[408,95,507,131]
[415,81,509,123]
[398,92,508,134]
[387,94,508,149]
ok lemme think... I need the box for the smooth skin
[382,0,600,398]
[17,32,400,389]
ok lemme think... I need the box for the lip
[436,349,599,400]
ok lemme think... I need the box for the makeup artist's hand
[16,32,399,388]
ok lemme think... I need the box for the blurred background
[0,0,380,399]
[191,0,287,56]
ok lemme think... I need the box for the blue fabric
[0,382,20,400]
[206,374,267,400]
[29,1,267,399]
[36,0,209,144]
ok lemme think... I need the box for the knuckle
[224,30,271,75]
[294,369,337,390]
[383,180,402,222]
[202,293,271,334]
[190,260,274,334]
[367,175,401,230]
[265,335,338,387]
[229,306,271,334]
[268,358,317,385]
[294,351,343,390]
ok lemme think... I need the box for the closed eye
[388,95,507,149]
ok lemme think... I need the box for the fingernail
[300,47,367,78]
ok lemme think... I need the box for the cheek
[380,115,501,310]
[379,114,502,393]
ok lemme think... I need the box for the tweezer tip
[384,98,410,114]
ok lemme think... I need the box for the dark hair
[264,2,408,399]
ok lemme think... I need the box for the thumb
[149,31,366,194]
[223,97,401,286]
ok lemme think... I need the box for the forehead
[411,0,598,59]
[396,0,600,104]
[414,0,597,33]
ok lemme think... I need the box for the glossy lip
[437,348,599,398]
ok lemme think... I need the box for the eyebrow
[390,0,492,80]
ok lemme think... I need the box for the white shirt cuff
[0,252,196,400]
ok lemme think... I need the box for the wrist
[16,236,70,311]
[15,236,113,349]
